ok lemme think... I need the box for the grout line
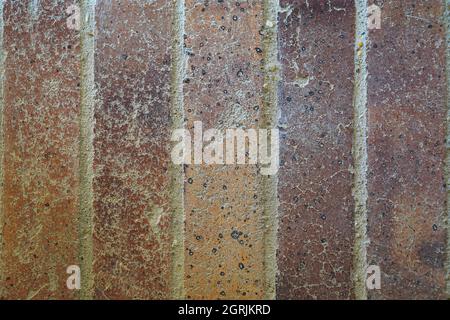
[445,0,450,301]
[261,0,280,300]
[78,0,96,300]
[170,0,186,300]
[352,0,369,300]
[0,0,5,299]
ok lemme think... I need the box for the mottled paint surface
[277,0,356,299]
[93,0,174,299]
[1,0,81,299]
[184,0,266,299]
[367,0,448,299]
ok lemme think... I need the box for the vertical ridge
[445,0,450,300]
[170,0,186,300]
[352,0,369,300]
[79,0,96,300]
[0,0,5,299]
[262,0,280,300]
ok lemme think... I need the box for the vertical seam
[170,0,186,300]
[78,0,96,300]
[0,0,5,299]
[352,0,369,301]
[261,0,280,300]
[444,0,450,300]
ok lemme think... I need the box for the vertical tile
[184,0,266,299]
[1,0,81,299]
[277,0,356,299]
[93,0,174,299]
[366,0,448,299]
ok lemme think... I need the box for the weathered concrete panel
[1,0,81,299]
[277,0,356,299]
[366,0,448,299]
[184,0,266,299]
[93,0,174,299]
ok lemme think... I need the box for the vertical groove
[79,0,96,300]
[0,0,5,299]
[352,0,369,300]
[445,0,450,301]
[261,0,280,300]
[170,0,186,300]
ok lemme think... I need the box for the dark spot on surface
[231,230,240,239]
[418,242,445,268]
[239,263,245,270]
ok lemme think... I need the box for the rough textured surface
[183,0,266,299]
[277,0,356,299]
[1,0,81,299]
[0,0,448,301]
[92,0,174,299]
[366,0,448,300]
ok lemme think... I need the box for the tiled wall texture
[0,0,449,300]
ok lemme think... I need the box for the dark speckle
[231,230,240,239]
[418,242,445,268]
